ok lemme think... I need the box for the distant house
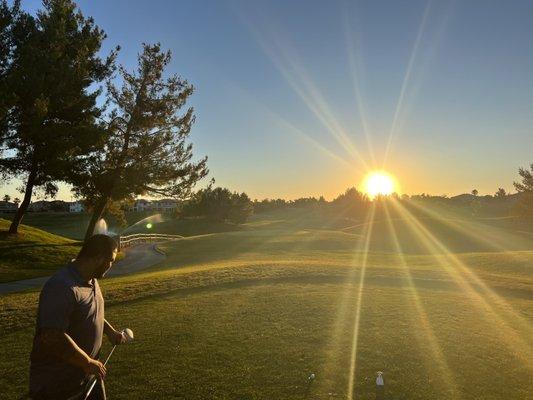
[0,201,17,213]
[152,199,178,212]
[127,199,178,212]
[131,199,152,212]
[27,200,70,212]
[69,201,85,213]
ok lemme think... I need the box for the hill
[0,219,80,283]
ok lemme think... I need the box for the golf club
[67,328,134,400]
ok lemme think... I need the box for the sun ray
[347,203,376,399]
[235,11,372,171]
[272,38,371,170]
[383,202,460,397]
[394,200,533,333]
[313,207,376,394]
[390,199,533,371]
[342,8,376,166]
[223,79,357,169]
[407,200,532,260]
[383,0,431,166]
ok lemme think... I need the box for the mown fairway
[1,208,532,399]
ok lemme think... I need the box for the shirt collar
[67,262,93,287]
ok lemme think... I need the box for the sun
[363,171,396,198]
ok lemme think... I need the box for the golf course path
[107,243,166,276]
[0,243,166,295]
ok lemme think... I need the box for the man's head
[77,234,118,279]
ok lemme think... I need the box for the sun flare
[363,171,396,198]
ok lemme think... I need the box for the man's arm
[37,329,107,379]
[104,319,126,345]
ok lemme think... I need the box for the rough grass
[0,218,80,282]
[1,209,532,399]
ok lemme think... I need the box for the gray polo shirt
[29,263,105,396]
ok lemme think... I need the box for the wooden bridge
[118,233,183,249]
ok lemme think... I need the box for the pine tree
[514,163,533,193]
[73,43,208,240]
[0,0,116,233]
[513,163,533,219]
[0,0,20,183]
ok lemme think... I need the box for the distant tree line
[248,163,533,221]
[0,0,207,239]
[181,186,253,224]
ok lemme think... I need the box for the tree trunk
[84,196,109,242]
[8,167,37,234]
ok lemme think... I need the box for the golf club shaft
[82,345,117,400]
[103,344,117,366]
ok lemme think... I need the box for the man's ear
[93,255,106,267]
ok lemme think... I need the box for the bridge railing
[118,233,183,249]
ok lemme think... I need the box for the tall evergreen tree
[514,163,533,219]
[73,43,208,240]
[0,0,116,233]
[0,0,20,182]
[514,163,533,193]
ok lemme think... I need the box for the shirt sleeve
[38,280,75,332]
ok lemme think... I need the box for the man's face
[95,249,118,279]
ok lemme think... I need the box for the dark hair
[78,234,118,259]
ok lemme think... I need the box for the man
[29,234,126,400]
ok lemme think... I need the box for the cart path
[0,243,165,295]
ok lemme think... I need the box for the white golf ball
[122,328,134,342]
[309,373,315,380]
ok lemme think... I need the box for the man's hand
[106,329,126,345]
[84,358,106,380]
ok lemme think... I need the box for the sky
[2,0,532,201]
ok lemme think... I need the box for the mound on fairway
[0,219,80,283]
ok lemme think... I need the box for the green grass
[0,211,242,240]
[0,218,81,282]
[0,208,532,398]
[0,212,96,240]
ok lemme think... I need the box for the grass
[0,218,81,282]
[0,207,532,398]
[0,211,242,240]
[0,212,98,240]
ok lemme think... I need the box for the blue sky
[3,0,532,200]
